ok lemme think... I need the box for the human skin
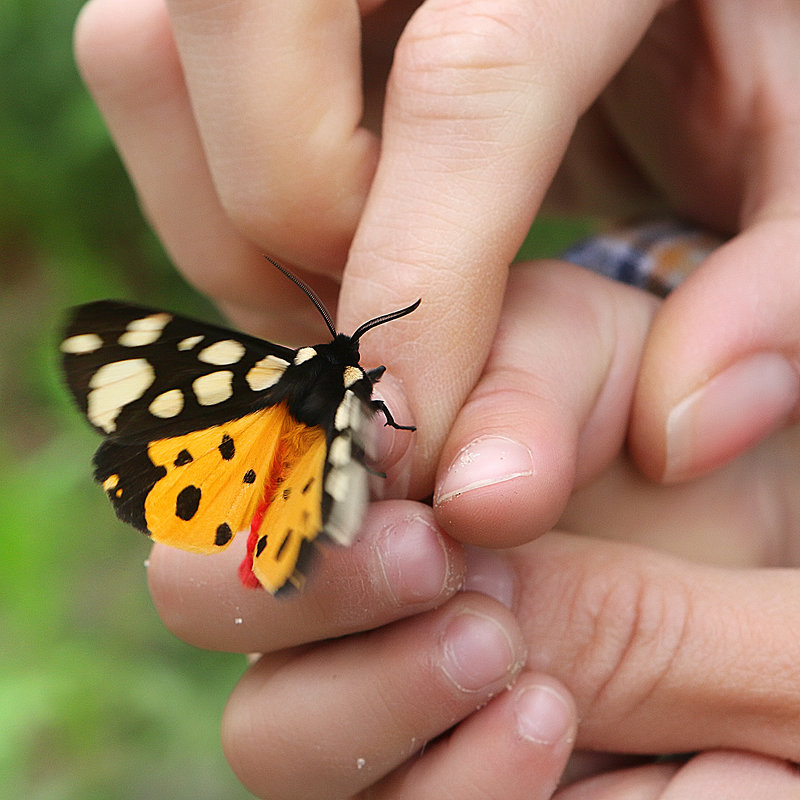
[146,263,800,798]
[73,0,800,795]
[74,0,800,509]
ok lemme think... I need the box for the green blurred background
[2,2,257,798]
[1,2,590,798]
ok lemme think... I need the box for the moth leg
[365,463,387,479]
[371,399,416,431]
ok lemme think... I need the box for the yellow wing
[250,424,327,593]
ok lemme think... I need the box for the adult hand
[77,1,800,501]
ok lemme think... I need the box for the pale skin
[146,263,800,798]
[73,0,800,796]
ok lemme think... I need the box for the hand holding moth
[75,0,800,498]
[147,260,800,799]
[61,269,419,595]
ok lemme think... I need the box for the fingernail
[367,385,414,500]
[664,352,799,481]
[514,684,573,745]
[376,517,450,605]
[435,436,534,505]
[462,546,516,609]
[441,611,522,693]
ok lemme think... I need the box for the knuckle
[74,0,169,94]
[393,0,539,105]
[561,556,693,722]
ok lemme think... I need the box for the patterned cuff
[563,220,724,297]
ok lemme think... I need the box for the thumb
[630,218,800,482]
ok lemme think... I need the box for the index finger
[339,0,665,496]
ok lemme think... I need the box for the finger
[555,764,679,800]
[148,500,490,653]
[339,0,664,496]
[626,3,800,483]
[74,0,337,341]
[514,533,800,762]
[562,423,800,568]
[221,594,526,800]
[433,260,657,547]
[557,751,800,800]
[164,0,377,272]
[375,674,576,800]
[631,220,800,483]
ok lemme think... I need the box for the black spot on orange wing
[176,485,201,520]
[219,434,235,461]
[215,523,233,546]
[174,449,193,466]
[301,478,314,494]
[243,469,256,484]
[255,534,268,558]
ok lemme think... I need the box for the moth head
[265,255,420,342]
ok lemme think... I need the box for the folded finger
[74,0,334,340]
[222,594,526,800]
[164,0,376,271]
[375,673,576,800]
[433,260,657,547]
[147,500,471,653]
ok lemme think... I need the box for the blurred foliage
[1,2,593,798]
[1,2,251,798]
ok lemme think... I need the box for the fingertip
[510,676,577,749]
[434,425,573,548]
[648,351,800,483]
[368,373,417,498]
[398,672,577,800]
[370,506,465,608]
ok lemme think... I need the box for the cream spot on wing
[61,333,103,354]
[177,335,204,351]
[117,312,172,346]
[198,339,246,365]
[293,347,316,366]
[327,433,351,467]
[334,390,356,432]
[193,371,233,405]
[324,465,349,503]
[325,463,367,545]
[149,388,184,418]
[246,354,289,391]
[87,358,155,433]
[343,365,363,388]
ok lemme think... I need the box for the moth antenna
[351,298,421,342]
[265,255,338,339]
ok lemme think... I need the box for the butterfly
[60,262,419,594]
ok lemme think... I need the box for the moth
[60,263,418,593]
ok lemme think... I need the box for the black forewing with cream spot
[61,301,296,443]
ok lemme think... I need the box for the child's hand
[148,263,800,797]
[76,0,800,497]
[148,501,578,800]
